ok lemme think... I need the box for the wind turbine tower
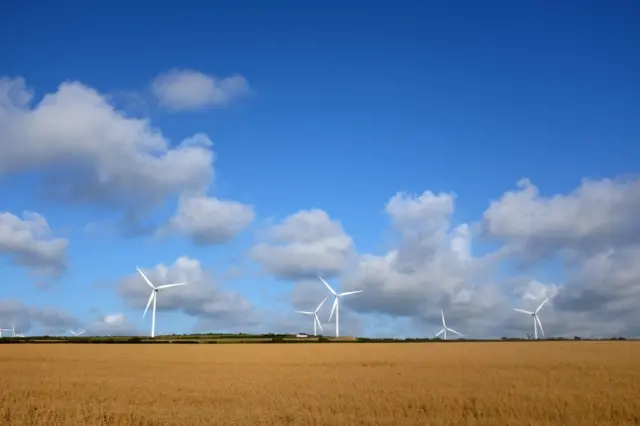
[318,276,363,338]
[513,297,549,340]
[296,297,327,336]
[435,310,463,340]
[137,266,187,338]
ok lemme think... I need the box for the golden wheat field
[1,342,639,426]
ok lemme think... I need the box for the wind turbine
[68,329,85,336]
[0,327,10,338]
[435,310,463,340]
[318,276,363,338]
[296,297,328,336]
[11,323,16,337]
[137,266,187,338]
[11,323,24,338]
[513,297,549,340]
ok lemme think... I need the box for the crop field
[1,342,639,425]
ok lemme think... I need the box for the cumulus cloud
[484,177,640,338]
[151,69,249,111]
[117,256,262,333]
[252,177,640,339]
[482,177,640,262]
[159,193,255,245]
[0,76,252,240]
[342,191,501,323]
[0,299,81,335]
[0,76,212,211]
[0,211,68,275]
[251,209,355,280]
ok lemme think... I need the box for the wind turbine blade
[317,276,337,296]
[137,267,155,289]
[295,311,313,315]
[143,291,155,318]
[513,308,534,315]
[338,290,363,297]
[535,316,545,337]
[156,283,186,290]
[315,297,328,313]
[535,297,549,314]
[435,329,444,337]
[447,328,463,337]
[441,310,446,328]
[328,297,338,321]
[315,315,323,333]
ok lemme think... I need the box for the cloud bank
[1,73,639,339]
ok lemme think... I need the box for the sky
[0,0,639,339]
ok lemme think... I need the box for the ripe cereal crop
[1,342,639,425]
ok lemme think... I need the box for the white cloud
[337,191,504,337]
[159,193,255,245]
[86,312,141,336]
[482,177,640,262]
[104,313,124,324]
[251,209,355,280]
[0,211,68,275]
[483,177,640,338]
[517,279,559,301]
[0,77,212,211]
[151,69,249,111]
[0,76,252,241]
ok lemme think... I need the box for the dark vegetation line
[0,334,632,344]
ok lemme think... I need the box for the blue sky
[0,1,639,338]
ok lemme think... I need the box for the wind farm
[3,287,637,426]
[2,1,640,424]
[0,273,629,342]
